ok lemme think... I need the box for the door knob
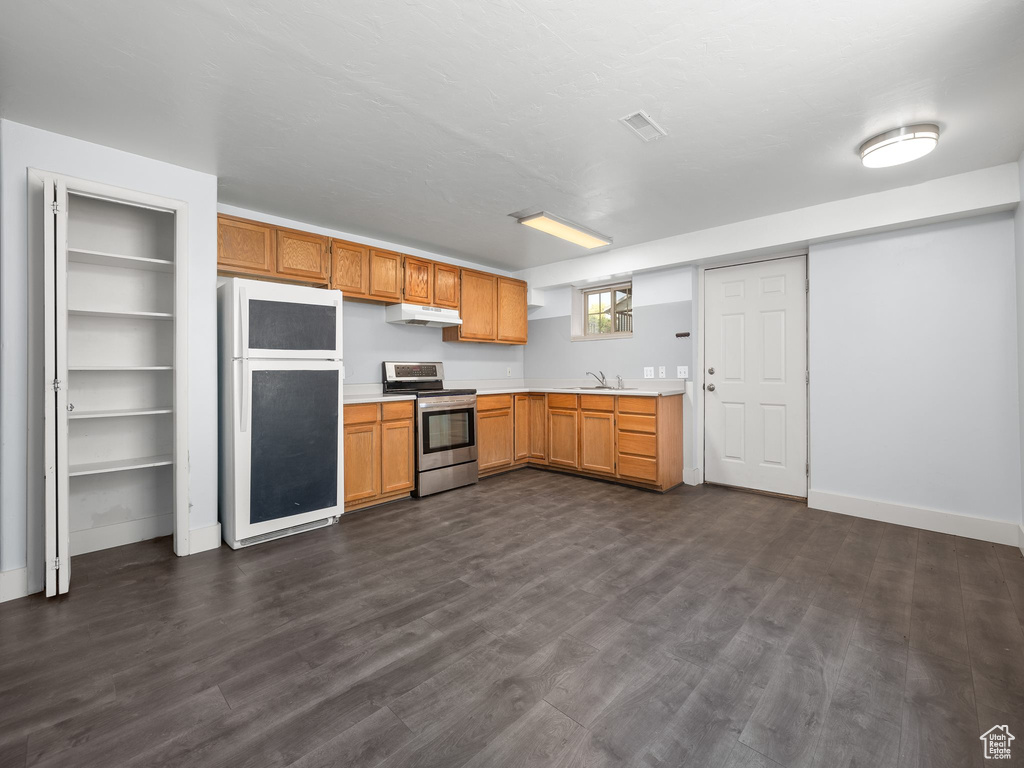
[707,383,716,392]
[708,367,715,375]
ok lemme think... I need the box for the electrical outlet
[677,365,688,379]
[658,366,666,379]
[643,366,654,379]
[506,367,511,377]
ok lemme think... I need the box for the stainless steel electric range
[382,362,478,497]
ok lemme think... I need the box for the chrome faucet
[615,375,624,389]
[586,370,608,387]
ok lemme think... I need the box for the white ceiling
[2,0,1023,270]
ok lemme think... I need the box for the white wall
[218,204,525,388]
[0,120,218,594]
[809,213,1021,542]
[1016,149,1024,551]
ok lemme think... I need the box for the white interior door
[704,256,807,497]
[43,177,71,595]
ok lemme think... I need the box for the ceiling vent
[620,110,668,142]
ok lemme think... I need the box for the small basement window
[571,281,633,341]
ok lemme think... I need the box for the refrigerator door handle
[240,359,250,433]
[239,285,249,358]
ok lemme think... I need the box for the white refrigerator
[218,278,344,549]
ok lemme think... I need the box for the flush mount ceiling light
[859,124,939,168]
[516,212,612,249]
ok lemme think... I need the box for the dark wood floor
[2,469,1024,768]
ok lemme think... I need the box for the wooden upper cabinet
[277,229,329,282]
[457,269,497,341]
[369,249,403,302]
[218,215,274,275]
[497,277,528,344]
[330,239,370,297]
[433,263,460,309]
[403,257,433,305]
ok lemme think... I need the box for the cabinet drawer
[618,431,657,457]
[477,393,513,411]
[344,403,379,425]
[381,400,414,421]
[618,455,658,483]
[580,394,614,412]
[617,396,657,415]
[617,413,656,434]
[547,393,578,410]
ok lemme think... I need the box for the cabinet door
[529,394,547,459]
[330,239,370,297]
[381,419,415,494]
[277,229,329,282]
[459,270,497,341]
[369,249,403,301]
[548,409,579,469]
[403,257,433,305]
[478,409,514,471]
[514,394,530,461]
[580,411,616,475]
[433,263,460,309]
[496,277,528,344]
[344,422,380,503]
[218,215,274,275]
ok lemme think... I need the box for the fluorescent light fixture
[517,212,612,249]
[860,124,939,168]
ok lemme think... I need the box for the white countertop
[476,386,687,397]
[343,394,416,405]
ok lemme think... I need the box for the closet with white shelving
[39,172,189,596]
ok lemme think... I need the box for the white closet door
[43,177,71,596]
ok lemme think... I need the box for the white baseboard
[70,514,174,556]
[1018,522,1024,557]
[0,567,29,603]
[808,490,1019,547]
[684,467,703,486]
[189,522,222,555]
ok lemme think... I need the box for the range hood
[385,303,463,328]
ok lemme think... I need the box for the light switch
[677,366,688,379]
[643,366,654,379]
[658,366,666,379]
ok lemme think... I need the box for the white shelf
[69,365,173,371]
[69,407,172,420]
[69,454,173,477]
[68,248,173,273]
[68,309,173,320]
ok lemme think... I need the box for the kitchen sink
[572,386,637,391]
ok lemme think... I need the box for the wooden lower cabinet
[514,394,530,462]
[477,394,514,474]
[343,421,379,503]
[343,400,415,510]
[547,399,579,469]
[476,392,683,492]
[579,410,615,475]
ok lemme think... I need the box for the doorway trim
[695,251,809,496]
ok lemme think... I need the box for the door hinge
[805,371,809,384]
[51,201,61,214]
[51,378,62,392]
[805,278,809,293]
[806,463,809,476]
[51,557,61,570]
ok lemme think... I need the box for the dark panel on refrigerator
[248,300,336,351]
[250,369,338,524]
